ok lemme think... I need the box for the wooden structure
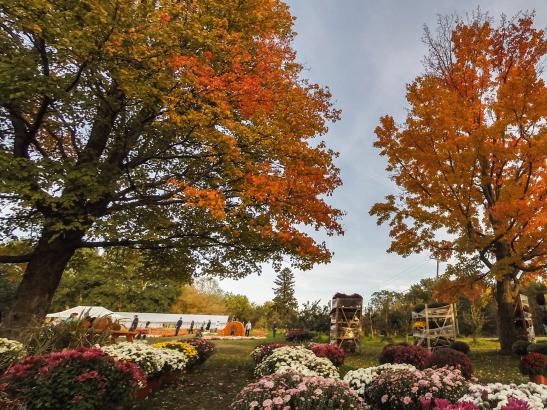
[514,294,535,341]
[536,292,547,336]
[111,330,137,342]
[412,303,457,351]
[330,293,363,352]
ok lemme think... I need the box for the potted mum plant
[519,352,546,384]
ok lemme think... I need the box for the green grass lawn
[134,335,540,409]
[133,338,267,410]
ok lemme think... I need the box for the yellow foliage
[171,286,227,315]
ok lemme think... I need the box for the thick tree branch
[478,249,493,270]
[5,103,30,157]
[77,85,124,165]
[0,254,33,263]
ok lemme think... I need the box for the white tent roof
[46,306,123,320]
[115,312,229,328]
[46,306,228,328]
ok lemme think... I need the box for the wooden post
[425,303,431,351]
[453,303,459,337]
[335,299,340,347]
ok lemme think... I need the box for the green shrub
[527,342,547,355]
[312,332,329,343]
[449,341,470,355]
[512,340,531,356]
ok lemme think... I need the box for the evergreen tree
[272,268,298,322]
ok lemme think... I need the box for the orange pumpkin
[217,321,245,336]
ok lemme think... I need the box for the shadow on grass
[132,338,274,410]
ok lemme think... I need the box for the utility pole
[430,255,440,278]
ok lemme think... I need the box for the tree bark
[0,228,83,339]
[495,276,519,353]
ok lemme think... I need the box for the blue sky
[220,0,547,305]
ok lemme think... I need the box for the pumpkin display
[217,321,245,336]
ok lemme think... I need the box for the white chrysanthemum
[102,342,167,375]
[343,363,417,396]
[157,348,189,371]
[254,346,339,378]
[459,382,547,410]
[0,338,26,372]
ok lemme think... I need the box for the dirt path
[133,340,260,409]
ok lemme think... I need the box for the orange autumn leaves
[142,0,343,265]
[168,180,226,220]
[241,161,342,258]
[371,14,546,282]
[37,0,342,266]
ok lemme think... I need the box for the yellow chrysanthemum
[152,341,198,360]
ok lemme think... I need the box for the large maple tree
[0,0,343,335]
[370,13,546,351]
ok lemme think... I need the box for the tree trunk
[495,277,519,353]
[0,229,83,339]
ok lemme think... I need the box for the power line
[378,259,431,290]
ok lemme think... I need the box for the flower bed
[308,342,345,366]
[519,353,546,377]
[254,346,339,378]
[102,342,189,377]
[0,338,26,373]
[430,398,535,410]
[379,344,431,369]
[251,342,287,364]
[285,329,312,342]
[365,366,469,409]
[459,382,547,410]
[428,399,480,409]
[427,348,474,379]
[157,348,192,374]
[152,341,199,365]
[0,391,25,410]
[343,363,417,396]
[186,338,215,363]
[0,347,145,410]
[230,371,365,409]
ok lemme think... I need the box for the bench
[111,330,138,342]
